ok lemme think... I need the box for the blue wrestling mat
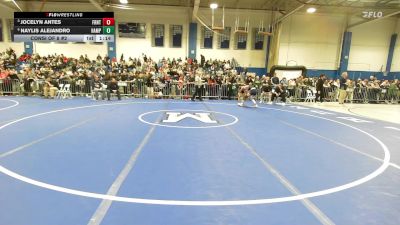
[0,97,399,225]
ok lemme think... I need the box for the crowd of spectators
[0,48,399,103]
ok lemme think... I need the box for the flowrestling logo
[138,109,238,128]
[362,11,383,18]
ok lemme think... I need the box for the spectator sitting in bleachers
[0,48,398,104]
[92,75,106,100]
[43,77,59,98]
[107,78,121,101]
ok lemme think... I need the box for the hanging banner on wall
[118,22,146,38]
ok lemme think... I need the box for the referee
[315,74,325,103]
[191,72,203,101]
[338,72,348,104]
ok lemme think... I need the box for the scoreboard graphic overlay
[14,12,115,42]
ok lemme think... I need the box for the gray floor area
[295,102,400,124]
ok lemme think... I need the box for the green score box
[103,26,115,34]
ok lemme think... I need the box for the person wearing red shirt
[0,69,11,95]
[0,69,9,79]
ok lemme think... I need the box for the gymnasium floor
[298,102,400,124]
[0,97,399,225]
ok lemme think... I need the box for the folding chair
[62,84,73,99]
[305,89,316,102]
[55,84,65,99]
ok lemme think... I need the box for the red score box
[102,18,115,26]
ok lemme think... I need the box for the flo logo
[138,110,238,128]
[362,11,383,18]
[163,112,217,124]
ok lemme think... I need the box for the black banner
[14,12,114,18]
[14,26,104,35]
[14,18,107,26]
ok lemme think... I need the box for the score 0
[102,18,115,26]
[102,18,115,35]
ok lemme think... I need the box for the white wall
[278,12,398,73]
[390,18,400,72]
[348,17,396,71]
[115,6,189,61]
[0,15,24,55]
[34,42,108,59]
[7,3,271,66]
[0,42,24,55]
[278,13,345,70]
[0,2,399,73]
[196,9,271,68]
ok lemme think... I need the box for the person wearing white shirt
[191,72,203,101]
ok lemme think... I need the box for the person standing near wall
[315,74,325,103]
[338,72,348,104]
[346,80,355,103]
[191,71,203,101]
[227,74,237,100]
